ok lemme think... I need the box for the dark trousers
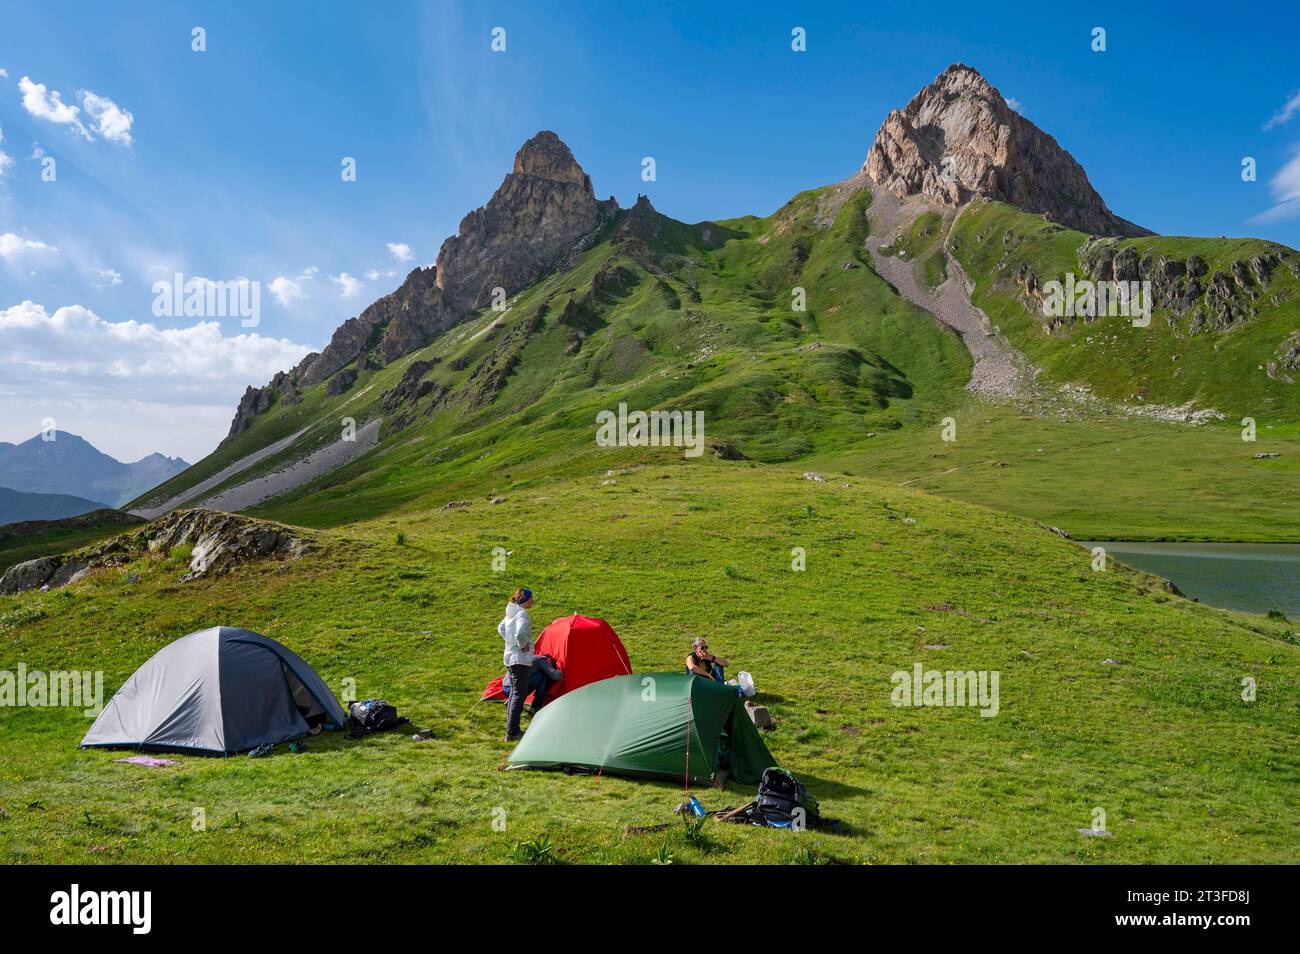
[687,663,725,682]
[529,655,563,715]
[505,664,532,738]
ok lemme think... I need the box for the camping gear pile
[347,698,409,737]
[663,769,821,830]
[731,767,821,829]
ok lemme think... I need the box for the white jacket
[498,601,534,668]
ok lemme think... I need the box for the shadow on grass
[793,771,871,802]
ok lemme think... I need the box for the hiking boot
[504,731,524,743]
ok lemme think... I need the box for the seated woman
[685,637,728,682]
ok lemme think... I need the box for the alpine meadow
[0,5,1297,917]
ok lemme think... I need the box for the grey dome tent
[81,626,346,755]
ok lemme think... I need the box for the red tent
[482,614,631,706]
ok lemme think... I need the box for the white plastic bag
[737,671,756,697]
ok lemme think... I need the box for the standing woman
[498,587,535,742]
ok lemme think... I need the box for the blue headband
[517,588,533,604]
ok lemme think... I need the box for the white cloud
[330,272,363,297]
[18,77,134,146]
[1264,90,1300,131]
[267,266,317,307]
[0,124,12,178]
[0,300,315,462]
[79,90,134,145]
[365,267,399,282]
[0,302,311,381]
[19,76,89,139]
[31,142,44,159]
[1006,97,1024,114]
[387,242,414,262]
[0,232,59,261]
[92,267,123,287]
[1249,147,1300,224]
[0,68,8,78]
[268,276,307,307]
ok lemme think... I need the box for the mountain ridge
[223,130,618,446]
[0,486,113,525]
[0,432,189,509]
[150,63,1300,528]
[224,65,1161,451]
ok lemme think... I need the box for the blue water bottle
[688,795,705,817]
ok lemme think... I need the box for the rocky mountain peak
[864,63,1148,237]
[512,130,594,190]
[223,130,616,446]
[432,131,615,317]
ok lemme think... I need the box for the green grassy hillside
[950,201,1300,418]
[112,188,1300,548]
[813,398,1300,542]
[131,187,971,525]
[2,461,1296,864]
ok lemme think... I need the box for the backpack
[754,767,819,828]
[347,698,406,738]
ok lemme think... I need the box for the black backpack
[754,767,819,828]
[347,698,406,738]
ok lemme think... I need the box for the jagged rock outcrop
[226,361,314,442]
[140,509,312,582]
[221,131,616,446]
[460,312,545,410]
[1073,241,1293,334]
[0,509,313,594]
[382,359,447,431]
[616,194,665,244]
[864,64,1149,238]
[1269,331,1300,383]
[326,367,358,397]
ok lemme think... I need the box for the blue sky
[1,0,1298,460]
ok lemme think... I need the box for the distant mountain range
[0,433,189,524]
[0,486,114,524]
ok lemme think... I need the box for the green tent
[507,672,777,785]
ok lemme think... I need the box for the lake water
[1084,542,1300,618]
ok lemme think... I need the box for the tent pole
[684,700,692,794]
